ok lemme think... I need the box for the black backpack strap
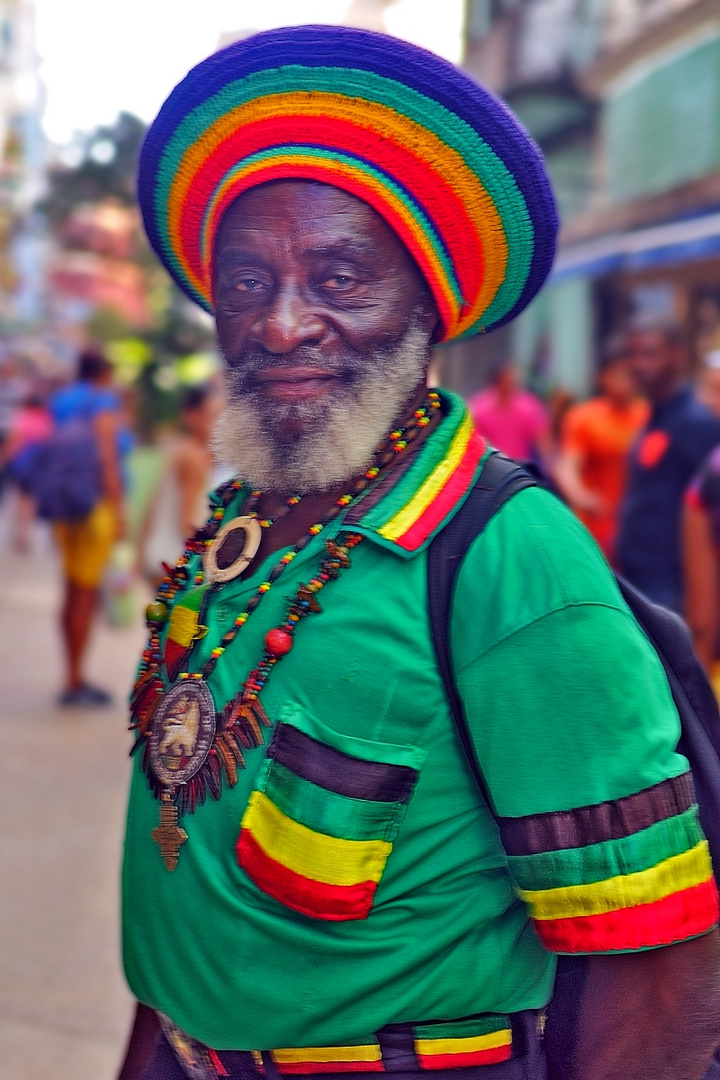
[427,451,537,799]
[427,456,587,1079]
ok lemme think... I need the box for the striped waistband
[159,1012,533,1079]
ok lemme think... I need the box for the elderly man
[120,26,720,1080]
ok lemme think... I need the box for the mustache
[222,345,368,394]
[225,345,360,380]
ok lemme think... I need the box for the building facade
[435,0,720,403]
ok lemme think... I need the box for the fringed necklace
[130,392,440,869]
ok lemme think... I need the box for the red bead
[264,627,294,657]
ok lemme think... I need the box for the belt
[159,1010,540,1080]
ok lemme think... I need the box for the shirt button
[215,602,232,620]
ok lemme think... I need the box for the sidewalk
[0,520,144,1080]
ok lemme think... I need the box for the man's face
[625,330,682,401]
[211,180,438,492]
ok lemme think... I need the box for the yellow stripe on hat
[378,413,474,543]
[167,90,508,334]
[519,841,713,921]
[241,790,391,886]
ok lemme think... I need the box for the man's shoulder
[668,392,720,434]
[516,388,546,414]
[667,395,720,465]
[451,485,624,658]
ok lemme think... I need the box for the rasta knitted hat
[138,24,558,343]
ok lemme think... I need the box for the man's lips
[251,367,341,401]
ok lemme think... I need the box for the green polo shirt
[122,391,717,1053]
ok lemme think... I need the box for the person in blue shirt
[616,314,720,613]
[50,349,125,706]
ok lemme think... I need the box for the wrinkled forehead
[213,179,421,272]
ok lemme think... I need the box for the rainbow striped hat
[138,25,558,343]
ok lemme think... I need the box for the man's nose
[251,283,326,354]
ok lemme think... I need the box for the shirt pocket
[236,703,426,922]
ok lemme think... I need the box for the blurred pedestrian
[616,314,720,612]
[696,350,720,420]
[0,355,29,497]
[140,383,224,585]
[467,359,552,466]
[683,446,720,673]
[554,335,648,563]
[0,390,52,551]
[48,348,126,706]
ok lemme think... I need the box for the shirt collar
[349,389,489,558]
[210,390,489,559]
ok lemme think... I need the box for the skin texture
[572,934,720,1080]
[212,179,437,393]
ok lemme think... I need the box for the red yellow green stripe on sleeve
[499,772,719,953]
[236,721,419,921]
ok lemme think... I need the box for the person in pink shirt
[467,361,552,464]
[0,391,52,551]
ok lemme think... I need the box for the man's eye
[234,276,266,292]
[322,274,357,290]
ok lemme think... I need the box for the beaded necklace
[131,391,440,869]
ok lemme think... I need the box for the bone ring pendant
[203,515,262,584]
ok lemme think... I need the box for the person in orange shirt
[554,336,649,563]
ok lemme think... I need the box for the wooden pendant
[152,791,188,871]
[202,515,262,583]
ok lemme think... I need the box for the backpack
[28,417,103,521]
[427,450,720,1080]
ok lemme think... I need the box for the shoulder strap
[427,452,537,797]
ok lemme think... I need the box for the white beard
[213,318,432,493]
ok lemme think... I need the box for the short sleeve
[451,487,719,955]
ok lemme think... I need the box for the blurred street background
[0,513,138,1080]
[2,0,720,1077]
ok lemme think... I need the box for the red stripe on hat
[237,829,378,921]
[178,113,483,306]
